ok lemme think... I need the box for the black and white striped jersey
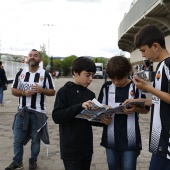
[150,57,170,159]
[12,67,55,113]
[99,81,147,151]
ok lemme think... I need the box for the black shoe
[29,160,37,169]
[5,162,23,170]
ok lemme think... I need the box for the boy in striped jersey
[125,24,170,170]
[5,49,55,170]
[98,56,149,170]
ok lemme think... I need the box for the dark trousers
[63,156,92,170]
[149,154,170,170]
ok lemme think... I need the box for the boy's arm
[133,75,170,104]
[123,103,149,114]
[122,98,152,106]
[52,90,83,124]
[122,93,150,114]
[52,88,94,124]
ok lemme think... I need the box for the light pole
[43,24,54,70]
[0,32,2,54]
[0,40,1,54]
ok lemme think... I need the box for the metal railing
[1,59,26,81]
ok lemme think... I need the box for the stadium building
[118,0,170,81]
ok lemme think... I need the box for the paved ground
[0,78,152,170]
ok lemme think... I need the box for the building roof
[118,0,170,53]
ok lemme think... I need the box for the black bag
[3,84,7,91]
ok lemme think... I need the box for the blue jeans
[149,154,170,170]
[13,113,40,164]
[106,148,138,170]
[0,87,3,104]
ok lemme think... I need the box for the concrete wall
[165,35,170,53]
[130,50,143,63]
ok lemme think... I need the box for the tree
[53,58,62,71]
[12,55,22,62]
[92,57,109,69]
[61,55,77,76]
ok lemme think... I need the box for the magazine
[134,70,148,81]
[75,98,145,122]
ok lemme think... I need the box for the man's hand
[24,90,36,96]
[24,83,41,96]
[31,83,42,93]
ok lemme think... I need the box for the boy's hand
[82,100,93,110]
[101,115,112,125]
[122,99,133,105]
[122,98,142,105]
[102,104,112,109]
[133,75,150,91]
[123,104,138,114]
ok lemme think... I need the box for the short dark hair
[106,56,132,79]
[71,57,96,76]
[31,49,41,58]
[134,24,166,49]
[0,61,2,66]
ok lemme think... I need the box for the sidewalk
[0,78,151,170]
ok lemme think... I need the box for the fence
[1,59,26,81]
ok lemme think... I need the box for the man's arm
[12,85,55,97]
[11,88,37,97]
[11,88,23,97]
[44,72,55,96]
[36,87,55,96]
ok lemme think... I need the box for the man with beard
[5,49,55,170]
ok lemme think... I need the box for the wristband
[22,90,25,96]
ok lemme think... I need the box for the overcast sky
[0,0,133,58]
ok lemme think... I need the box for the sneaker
[5,162,23,170]
[29,160,37,169]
